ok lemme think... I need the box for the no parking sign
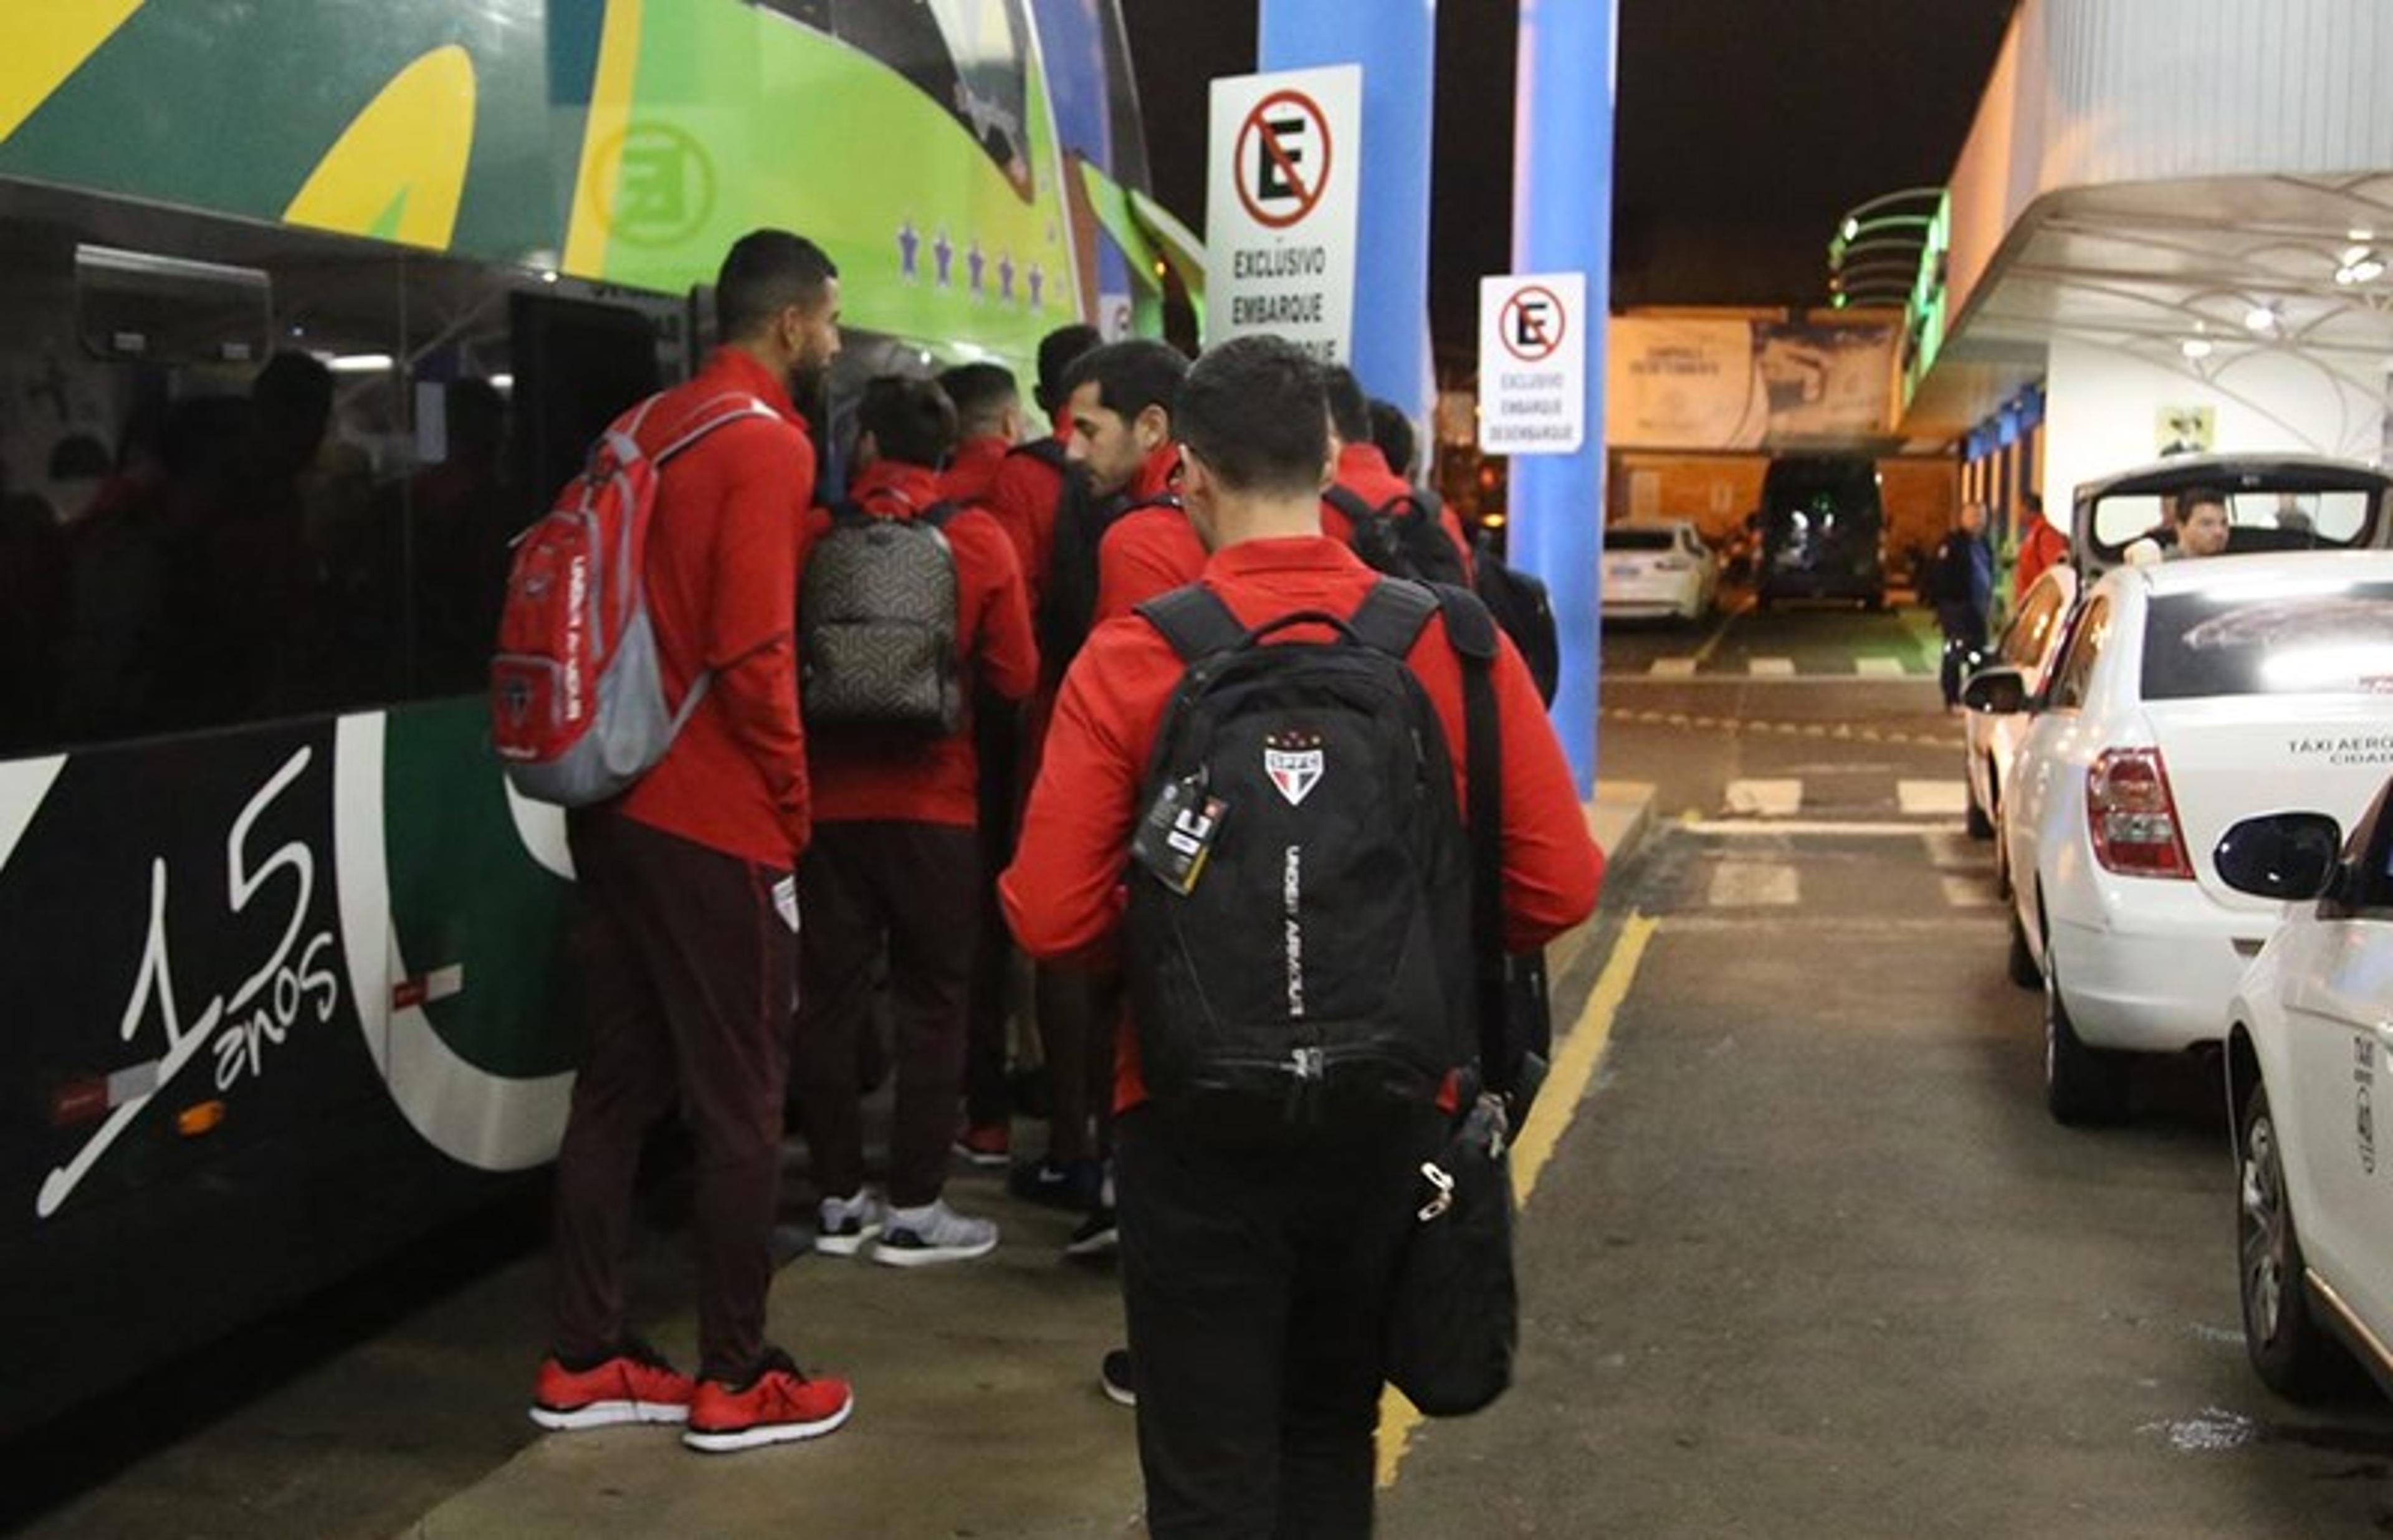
[1205,65,1361,363]
[1479,272,1588,454]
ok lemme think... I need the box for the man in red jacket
[791,377,1038,1264]
[1008,338,1191,1225]
[2012,490,2070,605]
[1076,340,1200,624]
[1002,336,1602,1534]
[935,359,1033,1166]
[533,230,854,1453]
[936,361,1024,508]
[983,323,1101,613]
[1319,364,1473,578]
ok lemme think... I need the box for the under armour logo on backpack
[1264,731,1325,807]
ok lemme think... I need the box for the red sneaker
[952,1121,1010,1167]
[683,1349,854,1453]
[529,1339,695,1430]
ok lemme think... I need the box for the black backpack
[1125,579,1481,1129]
[1003,437,1109,666]
[1046,484,1172,665]
[1326,484,1469,589]
[1469,535,1561,707]
[798,500,963,733]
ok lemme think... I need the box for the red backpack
[490,391,778,806]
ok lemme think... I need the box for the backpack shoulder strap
[1323,484,1375,525]
[1433,583,1511,1099]
[1010,437,1071,472]
[1135,583,1245,663]
[1346,578,1441,658]
[652,392,780,465]
[1430,582,1500,663]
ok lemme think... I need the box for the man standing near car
[1931,501,1994,711]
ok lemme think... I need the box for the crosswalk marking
[1898,780,1969,816]
[1708,861,1800,907]
[1649,658,1698,677]
[1724,779,1803,817]
[1686,820,1969,837]
[1921,830,1982,870]
[1855,657,1908,678]
[1748,656,1796,677]
[1941,875,2000,908]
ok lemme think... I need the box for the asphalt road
[10,604,2389,1538]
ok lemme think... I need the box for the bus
[0,0,1193,1438]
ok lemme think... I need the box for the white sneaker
[814,1191,884,1257]
[872,1200,999,1267]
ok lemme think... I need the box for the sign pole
[1258,0,1437,418]
[1509,0,1617,795]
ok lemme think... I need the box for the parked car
[2219,774,2393,1403]
[1754,456,1885,609]
[1964,563,2079,846]
[1603,520,1718,622]
[1969,549,2393,1124]
[2071,454,2393,576]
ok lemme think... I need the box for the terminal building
[1898,0,2393,558]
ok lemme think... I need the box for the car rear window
[2142,580,2393,699]
[2091,488,2377,554]
[1606,528,1677,552]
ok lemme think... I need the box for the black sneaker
[1007,1156,1102,1212]
[1063,1207,1117,1259]
[1099,1348,1135,1408]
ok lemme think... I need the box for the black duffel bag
[1386,1092,1517,1415]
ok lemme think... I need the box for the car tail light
[2086,748,2194,879]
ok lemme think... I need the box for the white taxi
[1964,564,2078,847]
[1967,551,2393,1124]
[1602,520,1717,622]
[2219,775,2393,1403]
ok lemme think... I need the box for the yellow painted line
[1690,610,1736,667]
[562,0,645,278]
[1377,912,1661,1489]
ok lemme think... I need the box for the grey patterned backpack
[798,500,963,733]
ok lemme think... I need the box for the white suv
[1602,521,1717,622]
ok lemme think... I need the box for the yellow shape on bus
[284,44,477,250]
[0,0,146,147]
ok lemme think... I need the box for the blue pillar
[1509,0,1615,794]
[1258,0,1437,420]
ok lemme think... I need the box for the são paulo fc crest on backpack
[1264,731,1326,807]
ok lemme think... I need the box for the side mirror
[2215,813,2344,901]
[1961,665,2029,716]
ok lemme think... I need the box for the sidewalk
[404,782,1660,1540]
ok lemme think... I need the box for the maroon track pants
[550,811,797,1384]
[790,820,979,1210]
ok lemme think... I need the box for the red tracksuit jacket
[803,459,1039,828]
[620,346,817,866]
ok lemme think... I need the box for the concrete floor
[12,605,2391,1538]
